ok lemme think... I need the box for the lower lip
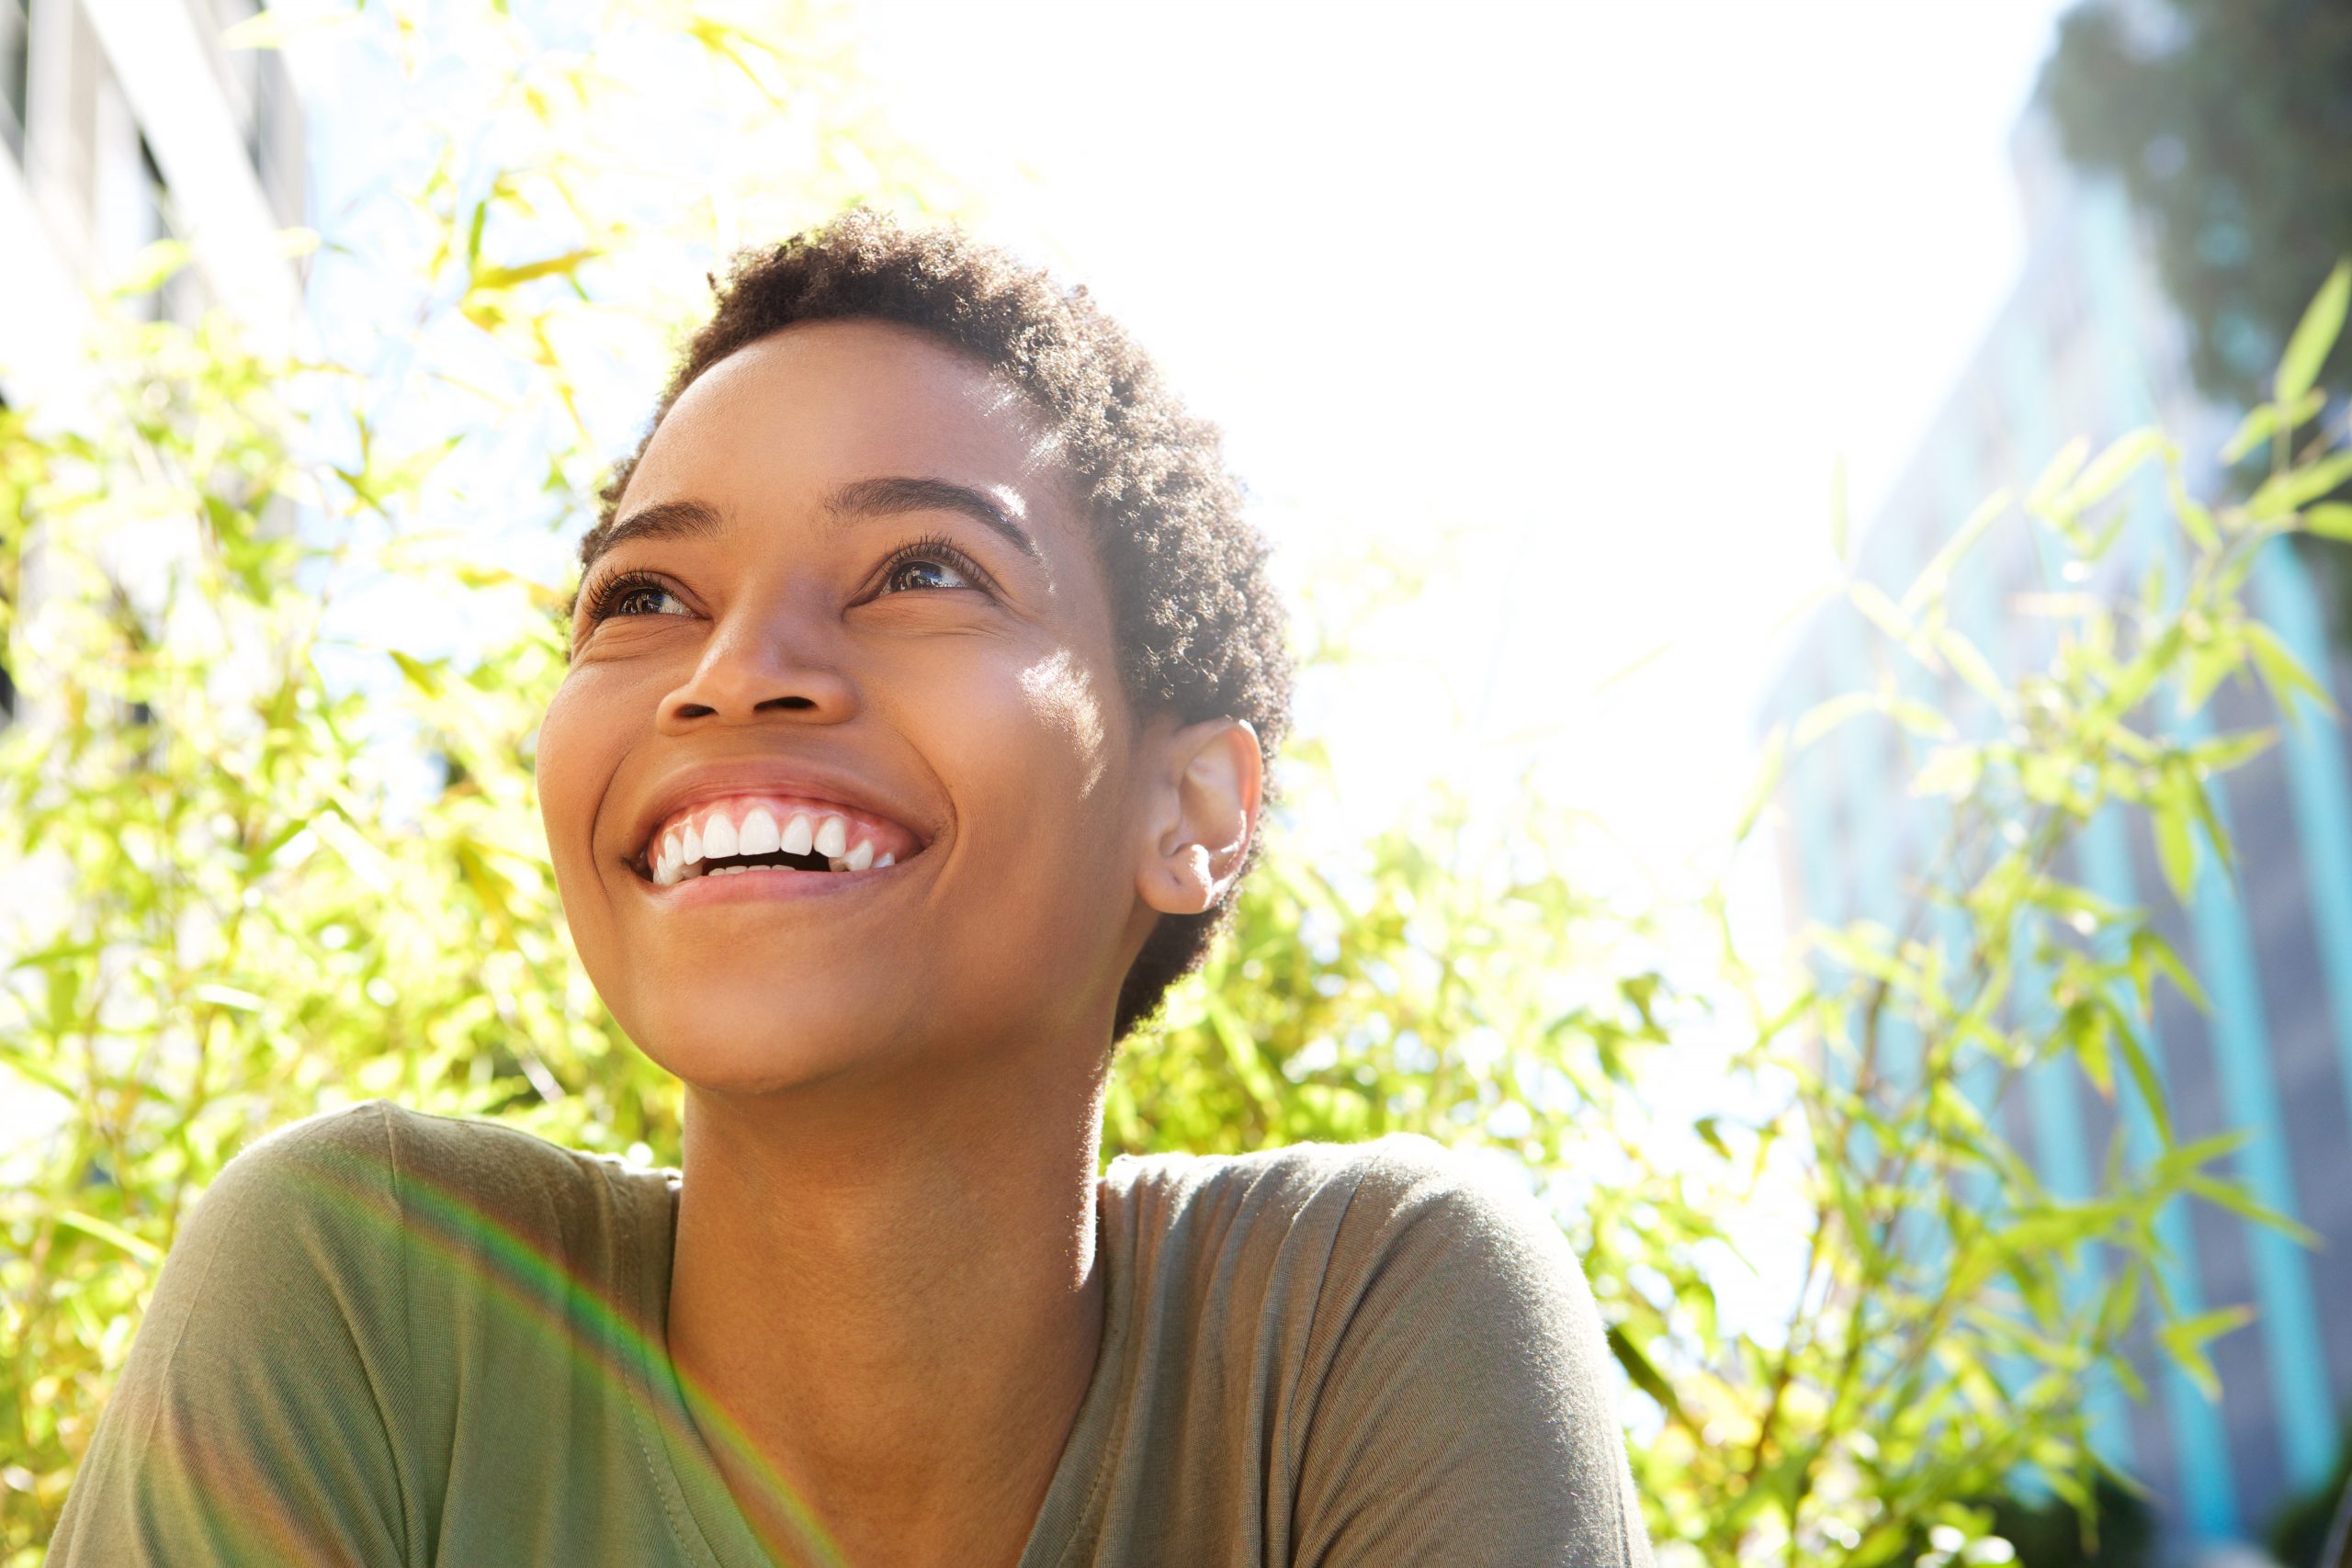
[629,859,909,907]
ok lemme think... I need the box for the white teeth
[650,829,685,886]
[702,811,739,861]
[738,807,781,855]
[649,802,909,886]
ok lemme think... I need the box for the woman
[51,211,1652,1568]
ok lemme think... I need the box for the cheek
[901,641,1132,880]
[1017,649,1114,797]
[536,668,626,868]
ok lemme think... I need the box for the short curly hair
[586,209,1293,1042]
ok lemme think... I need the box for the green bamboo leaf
[2187,728,2276,777]
[2028,435,2092,515]
[1605,1324,1691,1429]
[2187,776,2236,881]
[2303,502,2352,541]
[1848,579,1916,647]
[1910,743,1983,799]
[2275,259,2351,409]
[2167,468,2224,550]
[1935,625,2008,707]
[0,1040,77,1100]
[2154,803,2197,904]
[2154,1133,2255,1189]
[1900,490,2010,615]
[389,649,444,695]
[7,938,105,974]
[2158,1305,2256,1401]
[2244,623,2337,726]
[1883,697,1951,739]
[2222,402,2284,466]
[2065,426,2165,513]
[1794,691,1874,750]
[2062,999,2114,1096]
[2184,1175,2324,1247]
[113,239,193,299]
[2111,1011,2174,1145]
[2223,390,2330,464]
[2249,449,2352,520]
[54,1211,164,1268]
[471,248,600,291]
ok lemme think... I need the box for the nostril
[758,695,818,712]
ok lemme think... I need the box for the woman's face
[538,319,1160,1093]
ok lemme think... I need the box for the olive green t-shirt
[49,1100,1652,1566]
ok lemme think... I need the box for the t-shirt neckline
[616,1161,1134,1568]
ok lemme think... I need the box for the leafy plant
[1125,265,2352,1567]
[0,3,941,1559]
[4,5,2349,1565]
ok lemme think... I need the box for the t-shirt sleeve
[1291,1137,1653,1568]
[47,1102,415,1568]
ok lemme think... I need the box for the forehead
[617,319,1079,531]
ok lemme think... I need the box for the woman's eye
[884,556,974,594]
[594,581,691,620]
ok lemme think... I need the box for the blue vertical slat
[2075,804,2244,1539]
[1981,319,2138,1476]
[2077,179,2336,1496]
[2248,540,2352,1151]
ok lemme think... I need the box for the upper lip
[620,757,936,873]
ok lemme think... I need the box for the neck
[665,1036,1110,1568]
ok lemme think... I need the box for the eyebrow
[580,476,1043,583]
[824,476,1042,559]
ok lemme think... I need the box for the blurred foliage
[2041,0,2352,408]
[1121,267,2352,1568]
[4,4,2352,1566]
[1992,1479,2157,1568]
[1883,1476,2157,1568]
[2267,1424,2352,1568]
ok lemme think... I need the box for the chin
[616,975,929,1099]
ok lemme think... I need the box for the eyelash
[576,536,998,626]
[876,533,996,597]
[579,570,680,626]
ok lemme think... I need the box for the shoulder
[1106,1131,1574,1290]
[204,1098,660,1230]
[187,1100,402,1253]
[196,1100,673,1312]
[1102,1132,1601,1383]
[1103,1136,1649,1564]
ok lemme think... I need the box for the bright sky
[288,0,2074,885]
[846,0,2074,870]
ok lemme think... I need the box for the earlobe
[1137,717,1264,918]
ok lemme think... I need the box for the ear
[1136,717,1264,917]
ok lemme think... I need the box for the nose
[655,594,857,733]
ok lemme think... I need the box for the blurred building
[0,0,305,724]
[1763,95,2352,1560]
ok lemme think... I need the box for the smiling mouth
[637,795,921,886]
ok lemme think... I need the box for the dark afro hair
[585,208,1293,1043]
